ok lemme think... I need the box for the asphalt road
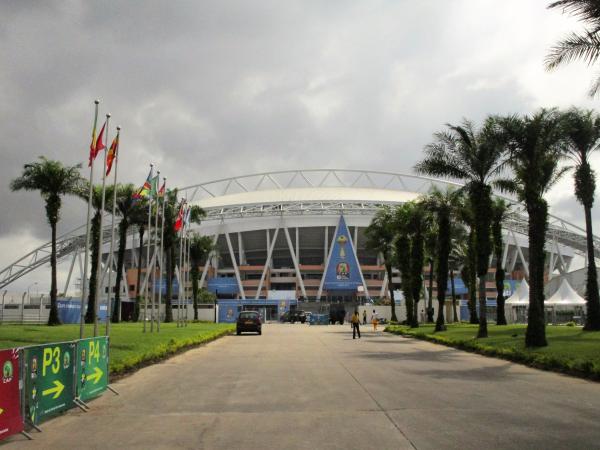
[4,323,600,449]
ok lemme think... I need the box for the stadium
[0,169,595,324]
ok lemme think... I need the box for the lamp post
[25,282,37,324]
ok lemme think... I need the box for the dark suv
[280,310,307,324]
[237,311,262,335]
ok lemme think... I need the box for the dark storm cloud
[1,0,599,288]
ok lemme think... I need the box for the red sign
[0,349,23,441]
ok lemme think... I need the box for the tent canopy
[505,279,529,305]
[545,279,586,306]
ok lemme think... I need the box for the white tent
[545,279,586,306]
[505,279,529,305]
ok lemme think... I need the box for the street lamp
[27,282,38,303]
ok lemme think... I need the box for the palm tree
[77,184,115,324]
[455,197,479,324]
[546,0,600,96]
[491,198,509,325]
[416,118,506,338]
[111,183,137,323]
[11,157,84,325]
[423,221,438,323]
[449,222,469,323]
[365,207,398,322]
[394,203,414,323]
[189,233,214,320]
[408,202,426,327]
[129,199,149,321]
[423,187,462,332]
[496,109,567,347]
[561,107,600,330]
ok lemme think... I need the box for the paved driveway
[5,323,600,449]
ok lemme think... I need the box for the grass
[385,323,600,380]
[0,322,234,376]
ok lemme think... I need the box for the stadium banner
[0,349,23,441]
[23,342,76,425]
[57,299,109,324]
[207,277,239,295]
[323,216,364,291]
[217,301,241,323]
[76,337,109,402]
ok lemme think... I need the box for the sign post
[76,337,109,403]
[23,342,76,426]
[0,349,26,441]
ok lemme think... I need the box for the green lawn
[0,322,234,375]
[385,323,600,379]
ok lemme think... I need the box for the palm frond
[545,31,600,70]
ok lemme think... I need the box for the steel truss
[1,169,597,289]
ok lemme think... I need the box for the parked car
[237,311,262,335]
[279,310,307,323]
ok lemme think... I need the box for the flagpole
[157,178,166,333]
[143,164,154,333]
[150,171,160,333]
[80,100,100,340]
[185,227,191,327]
[105,126,120,337]
[93,113,110,337]
[177,202,185,327]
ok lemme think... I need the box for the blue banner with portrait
[208,277,239,295]
[323,216,364,291]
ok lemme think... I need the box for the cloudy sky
[1,0,599,291]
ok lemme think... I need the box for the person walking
[371,309,378,331]
[351,310,361,339]
[362,309,367,325]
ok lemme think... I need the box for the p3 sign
[23,342,76,425]
[76,337,109,402]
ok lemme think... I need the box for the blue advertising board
[57,299,108,324]
[217,301,240,323]
[323,216,364,291]
[153,278,179,295]
[208,277,239,295]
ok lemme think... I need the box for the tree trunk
[495,263,507,326]
[192,265,199,321]
[427,259,434,323]
[112,218,128,323]
[386,263,398,322]
[525,200,548,347]
[450,269,458,323]
[85,212,100,324]
[133,226,144,322]
[583,203,600,330]
[165,245,174,323]
[48,220,60,325]
[476,275,488,337]
[435,211,450,332]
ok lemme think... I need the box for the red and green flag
[88,119,107,167]
[133,168,153,200]
[106,132,119,176]
[174,201,185,232]
[157,180,166,198]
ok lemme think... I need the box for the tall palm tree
[423,221,438,323]
[111,183,137,323]
[449,222,469,323]
[189,233,214,320]
[365,207,399,322]
[496,109,567,347]
[11,157,84,325]
[423,187,462,332]
[546,0,600,96]
[77,184,115,324]
[416,118,506,338]
[561,107,600,330]
[491,198,509,325]
[394,203,414,323]
[408,202,426,328]
[455,197,479,324]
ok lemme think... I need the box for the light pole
[25,282,37,324]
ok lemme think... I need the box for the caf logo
[2,360,13,383]
[336,262,350,280]
[63,351,71,369]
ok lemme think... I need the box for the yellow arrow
[86,366,103,385]
[42,380,64,399]
[0,408,4,415]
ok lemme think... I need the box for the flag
[133,168,153,200]
[158,180,166,198]
[183,204,192,227]
[89,119,107,167]
[150,175,160,198]
[174,201,185,232]
[106,132,119,176]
